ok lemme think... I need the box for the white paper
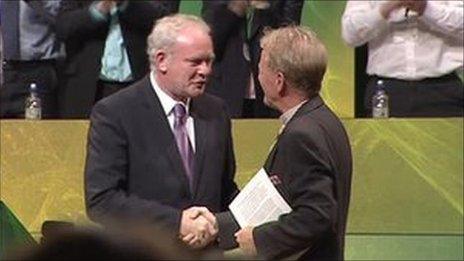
[229,168,292,228]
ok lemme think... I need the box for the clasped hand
[179,206,218,249]
[380,0,427,19]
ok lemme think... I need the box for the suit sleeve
[23,0,59,25]
[420,1,463,40]
[253,129,338,259]
[341,1,389,47]
[118,0,180,34]
[84,102,181,231]
[202,1,244,62]
[215,104,241,250]
[279,0,304,25]
[221,104,239,208]
[55,1,109,42]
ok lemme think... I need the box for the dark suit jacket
[84,75,239,233]
[217,96,352,260]
[55,1,179,119]
[202,0,304,118]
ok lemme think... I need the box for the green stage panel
[233,118,464,234]
[345,234,464,260]
[0,201,36,259]
[1,119,463,236]
[344,119,464,234]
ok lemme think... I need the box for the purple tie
[173,104,195,189]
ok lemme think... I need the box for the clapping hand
[227,0,251,17]
[403,0,427,16]
[380,0,427,19]
[179,206,218,249]
[96,0,116,14]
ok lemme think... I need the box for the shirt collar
[279,100,308,126]
[150,72,191,117]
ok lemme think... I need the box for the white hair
[146,14,211,70]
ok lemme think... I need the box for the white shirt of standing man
[342,0,463,80]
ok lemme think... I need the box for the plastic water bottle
[25,83,42,120]
[372,80,389,118]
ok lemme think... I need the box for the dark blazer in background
[55,1,179,118]
[84,76,239,231]
[202,0,304,118]
[217,96,353,260]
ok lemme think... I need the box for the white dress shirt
[342,0,463,80]
[280,100,307,127]
[150,72,196,152]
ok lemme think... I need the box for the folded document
[229,168,292,228]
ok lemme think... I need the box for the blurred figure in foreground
[12,225,199,260]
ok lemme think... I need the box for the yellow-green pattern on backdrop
[302,0,353,117]
[179,0,354,118]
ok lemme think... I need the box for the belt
[2,59,57,67]
[98,79,134,86]
[372,72,458,83]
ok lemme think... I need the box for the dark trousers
[364,73,464,117]
[0,60,60,119]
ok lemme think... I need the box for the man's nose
[198,61,212,77]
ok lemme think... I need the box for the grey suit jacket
[84,76,239,233]
[217,96,352,260]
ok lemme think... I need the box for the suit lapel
[249,11,260,41]
[140,77,191,194]
[190,99,210,197]
[264,139,279,173]
[289,95,324,124]
[264,96,325,172]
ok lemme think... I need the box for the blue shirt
[12,0,64,60]
[90,2,133,82]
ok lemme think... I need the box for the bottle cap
[30,83,37,90]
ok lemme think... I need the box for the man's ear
[276,71,286,96]
[155,50,169,74]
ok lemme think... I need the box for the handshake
[178,206,258,256]
[179,206,218,249]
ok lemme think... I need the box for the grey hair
[146,14,211,70]
[261,25,328,96]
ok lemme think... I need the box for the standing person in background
[56,0,179,119]
[0,0,65,119]
[202,0,304,118]
[215,25,353,260]
[342,0,463,117]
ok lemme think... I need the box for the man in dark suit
[84,14,238,250]
[216,26,353,260]
[55,0,179,118]
[202,0,304,118]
